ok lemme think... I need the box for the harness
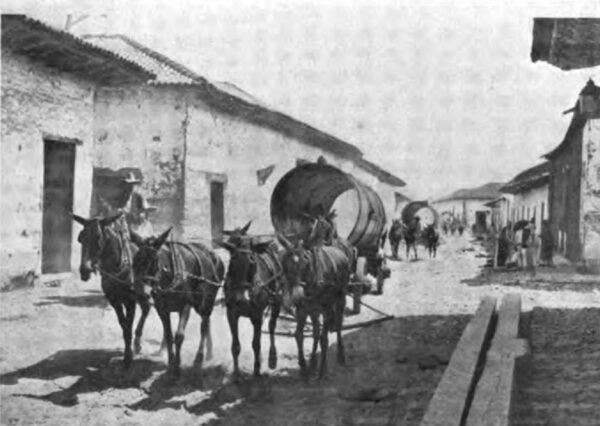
[97,223,135,287]
[227,246,283,300]
[146,242,222,296]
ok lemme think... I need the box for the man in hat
[120,172,156,238]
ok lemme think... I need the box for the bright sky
[4,0,600,199]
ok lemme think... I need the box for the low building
[543,79,600,271]
[83,34,406,244]
[499,162,550,231]
[432,182,504,231]
[1,16,407,283]
[484,195,513,231]
[0,15,153,282]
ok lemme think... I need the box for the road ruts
[512,307,600,426]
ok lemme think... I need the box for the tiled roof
[436,182,505,202]
[355,157,406,187]
[531,18,600,70]
[83,33,406,187]
[500,162,550,194]
[83,34,201,84]
[1,15,154,84]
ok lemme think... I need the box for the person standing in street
[524,219,537,278]
[540,220,555,267]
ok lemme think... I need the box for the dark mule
[423,225,440,258]
[388,219,404,259]
[278,234,352,378]
[73,213,154,368]
[404,218,421,261]
[304,209,356,270]
[219,221,283,378]
[132,229,225,376]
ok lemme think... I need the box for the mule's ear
[276,232,294,250]
[100,212,123,227]
[130,230,145,247]
[153,227,172,249]
[72,214,88,225]
[240,220,252,235]
[222,229,235,236]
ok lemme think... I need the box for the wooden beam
[465,293,527,426]
[419,296,497,426]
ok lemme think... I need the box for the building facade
[0,18,406,284]
[87,35,405,245]
[500,162,550,232]
[0,15,153,283]
[432,182,504,230]
[544,79,600,270]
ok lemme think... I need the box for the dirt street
[1,234,599,425]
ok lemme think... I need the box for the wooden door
[42,140,76,273]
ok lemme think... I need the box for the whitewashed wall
[581,118,600,271]
[1,49,94,281]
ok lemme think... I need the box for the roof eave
[2,15,155,84]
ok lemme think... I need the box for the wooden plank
[419,296,497,426]
[466,293,526,426]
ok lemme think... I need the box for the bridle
[226,247,282,299]
[83,221,134,286]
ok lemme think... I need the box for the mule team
[72,210,356,379]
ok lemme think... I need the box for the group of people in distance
[496,218,555,276]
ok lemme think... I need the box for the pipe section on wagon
[270,163,386,254]
[401,200,439,228]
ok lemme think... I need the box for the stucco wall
[94,85,186,236]
[432,198,493,227]
[510,185,549,230]
[1,49,94,281]
[93,85,400,245]
[581,118,600,269]
[549,122,583,260]
[183,92,398,244]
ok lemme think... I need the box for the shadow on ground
[196,314,469,426]
[0,349,163,406]
[0,314,469,425]
[33,290,108,309]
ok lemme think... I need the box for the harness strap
[100,224,134,287]
[253,252,282,296]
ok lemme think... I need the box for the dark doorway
[210,181,224,246]
[42,140,76,274]
[475,211,487,231]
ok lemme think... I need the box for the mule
[72,213,154,368]
[278,234,351,378]
[219,222,283,378]
[132,228,225,376]
[404,218,421,261]
[304,209,356,270]
[423,225,440,258]
[388,219,404,259]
